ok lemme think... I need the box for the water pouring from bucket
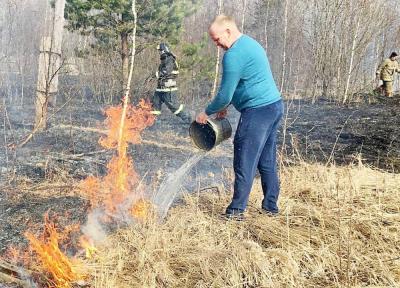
[189,118,232,151]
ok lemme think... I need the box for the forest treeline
[0,0,399,105]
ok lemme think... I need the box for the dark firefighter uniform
[151,43,192,123]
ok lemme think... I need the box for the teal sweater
[206,35,281,115]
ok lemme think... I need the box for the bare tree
[34,0,66,131]
[210,0,223,98]
[2,0,400,109]
[279,0,289,93]
[241,0,247,32]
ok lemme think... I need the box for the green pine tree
[65,0,198,88]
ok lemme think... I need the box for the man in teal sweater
[196,15,283,220]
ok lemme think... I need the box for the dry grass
[85,162,400,288]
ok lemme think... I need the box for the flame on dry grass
[99,99,155,153]
[80,99,155,217]
[79,236,97,259]
[8,99,155,287]
[81,156,138,213]
[130,199,154,219]
[24,214,85,288]
[87,163,400,287]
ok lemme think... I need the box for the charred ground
[0,95,400,254]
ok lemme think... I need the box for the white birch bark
[210,0,223,98]
[279,0,289,94]
[343,17,360,103]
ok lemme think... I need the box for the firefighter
[376,52,400,97]
[151,43,192,123]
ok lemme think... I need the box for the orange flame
[130,199,153,219]
[99,99,155,153]
[80,99,155,217]
[12,99,154,287]
[25,215,85,287]
[80,155,138,213]
[79,236,97,259]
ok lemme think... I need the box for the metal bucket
[189,118,232,151]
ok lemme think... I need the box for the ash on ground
[1,95,400,254]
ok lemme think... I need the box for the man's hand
[216,108,228,119]
[196,112,208,124]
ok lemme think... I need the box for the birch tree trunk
[343,17,360,104]
[34,0,65,131]
[279,0,289,94]
[210,0,223,98]
[117,0,138,155]
[121,32,129,91]
[34,37,51,132]
[241,0,247,33]
[48,0,65,106]
[263,1,270,51]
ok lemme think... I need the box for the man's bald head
[209,15,239,31]
[208,15,241,50]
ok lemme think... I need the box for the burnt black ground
[282,96,400,171]
[0,95,400,256]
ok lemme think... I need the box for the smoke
[17,267,38,288]
[81,209,107,245]
[80,151,206,243]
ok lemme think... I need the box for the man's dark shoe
[225,209,245,221]
[261,208,279,217]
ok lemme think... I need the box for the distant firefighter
[376,52,400,97]
[151,43,192,124]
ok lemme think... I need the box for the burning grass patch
[88,162,400,287]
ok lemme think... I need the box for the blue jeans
[227,100,283,213]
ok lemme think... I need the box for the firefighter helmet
[157,43,170,54]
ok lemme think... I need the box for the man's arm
[205,52,241,115]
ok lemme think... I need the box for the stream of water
[152,152,206,219]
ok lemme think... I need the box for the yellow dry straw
[82,162,400,287]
